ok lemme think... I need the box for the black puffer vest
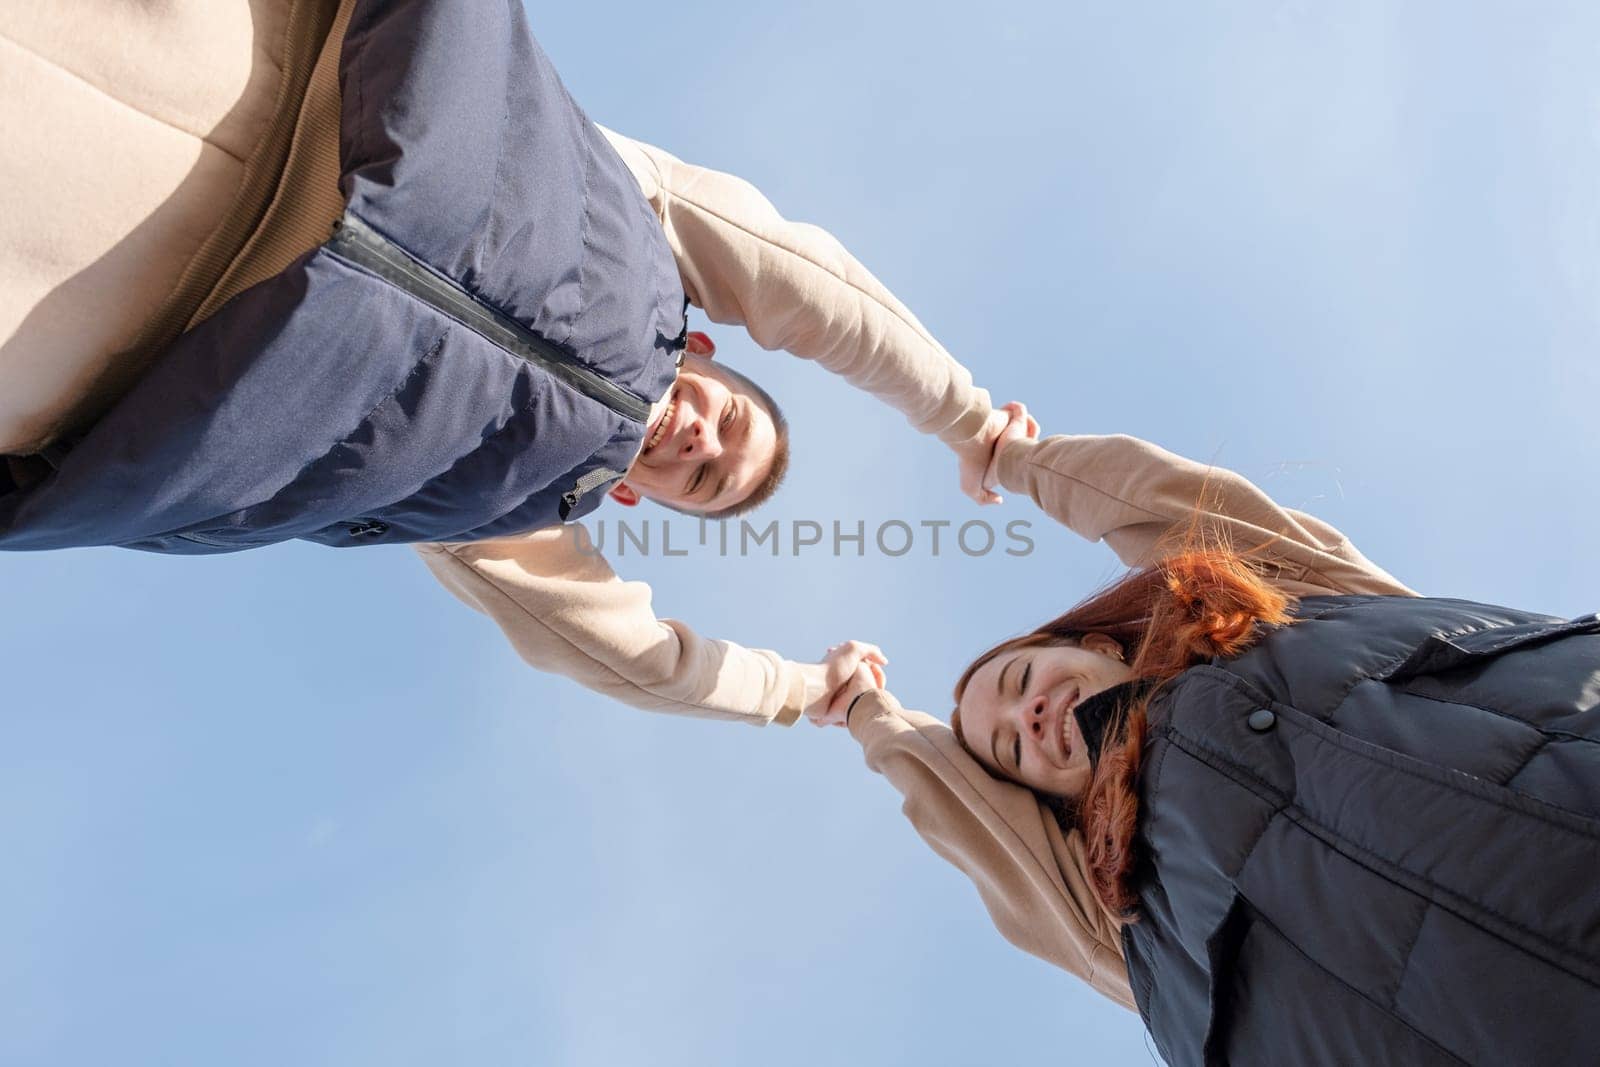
[1114,595,1600,1066]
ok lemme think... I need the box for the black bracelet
[845,689,876,728]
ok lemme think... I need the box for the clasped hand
[954,401,1040,505]
[803,640,888,727]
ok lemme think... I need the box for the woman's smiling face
[954,634,1133,799]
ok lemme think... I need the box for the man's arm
[599,128,997,458]
[415,531,809,725]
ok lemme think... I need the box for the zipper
[559,466,626,520]
[326,211,652,424]
[172,519,390,548]
[344,519,390,539]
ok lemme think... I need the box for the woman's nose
[1026,698,1046,736]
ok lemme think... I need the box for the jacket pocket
[1377,612,1600,683]
[1199,894,1254,1067]
[1198,894,1468,1067]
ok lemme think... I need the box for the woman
[843,423,1600,1065]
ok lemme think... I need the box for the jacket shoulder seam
[0,30,249,163]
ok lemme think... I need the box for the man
[418,129,1023,729]
[0,0,1016,722]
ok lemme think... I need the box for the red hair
[952,522,1296,917]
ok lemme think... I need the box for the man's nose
[681,418,723,459]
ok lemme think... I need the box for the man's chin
[644,493,709,518]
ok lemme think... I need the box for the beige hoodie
[846,432,1416,1009]
[0,0,343,453]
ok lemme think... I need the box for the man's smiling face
[611,341,781,516]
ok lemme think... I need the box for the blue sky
[4,2,1598,1064]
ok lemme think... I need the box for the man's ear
[685,331,715,358]
[608,482,642,507]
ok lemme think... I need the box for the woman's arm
[993,434,1414,598]
[847,688,1137,1010]
[599,128,1002,476]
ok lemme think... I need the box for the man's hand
[802,641,888,727]
[825,661,885,729]
[954,401,1040,505]
[981,401,1040,498]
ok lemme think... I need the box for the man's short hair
[682,361,789,520]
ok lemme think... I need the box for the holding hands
[954,401,1041,505]
[803,640,889,727]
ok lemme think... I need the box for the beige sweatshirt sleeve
[415,531,805,726]
[599,127,995,449]
[415,129,999,726]
[849,689,1137,1010]
[851,433,1413,1007]
[994,433,1415,598]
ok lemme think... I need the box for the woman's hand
[981,401,1040,498]
[802,641,888,727]
[954,401,1040,505]
[819,661,886,728]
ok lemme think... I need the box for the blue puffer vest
[1117,594,1600,1066]
[0,0,685,553]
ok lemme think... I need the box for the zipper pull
[559,466,625,520]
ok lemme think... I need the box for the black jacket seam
[1229,896,1472,1066]
[1278,806,1600,989]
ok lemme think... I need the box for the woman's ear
[608,482,641,507]
[684,331,715,358]
[1080,632,1126,662]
